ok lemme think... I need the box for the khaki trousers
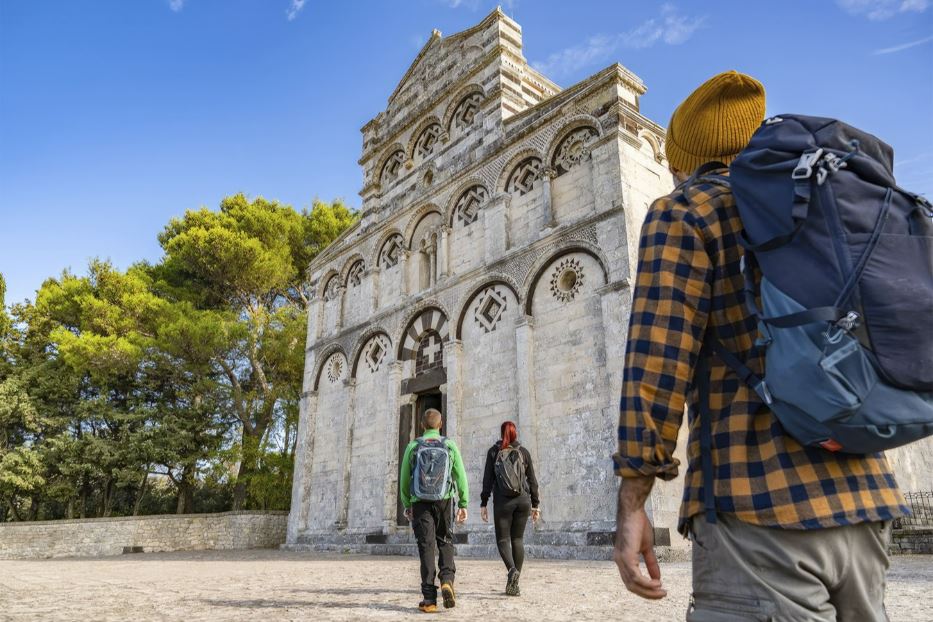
[687,513,892,621]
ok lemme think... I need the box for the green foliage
[1,195,355,521]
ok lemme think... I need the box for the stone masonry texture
[0,511,287,559]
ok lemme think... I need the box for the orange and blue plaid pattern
[614,170,908,534]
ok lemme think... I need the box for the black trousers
[493,493,532,572]
[412,499,456,601]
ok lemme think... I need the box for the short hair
[422,408,443,430]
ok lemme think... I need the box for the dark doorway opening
[396,390,445,526]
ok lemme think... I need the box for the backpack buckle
[752,379,774,405]
[792,149,824,180]
[817,153,849,186]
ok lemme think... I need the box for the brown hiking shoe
[418,600,438,613]
[441,583,456,608]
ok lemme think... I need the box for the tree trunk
[28,496,39,521]
[133,470,149,516]
[232,426,265,510]
[175,465,195,514]
[101,478,114,517]
[6,498,22,522]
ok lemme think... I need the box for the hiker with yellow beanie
[612,71,902,620]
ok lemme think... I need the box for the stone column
[336,378,357,529]
[287,388,318,543]
[438,226,450,279]
[429,235,438,288]
[483,192,511,265]
[369,266,381,315]
[400,250,411,297]
[596,280,630,413]
[583,147,597,217]
[335,285,347,331]
[312,291,326,342]
[443,339,464,444]
[514,316,539,459]
[540,166,558,230]
[305,292,321,350]
[383,361,404,529]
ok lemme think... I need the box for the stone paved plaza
[1,550,931,621]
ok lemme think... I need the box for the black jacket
[480,440,539,508]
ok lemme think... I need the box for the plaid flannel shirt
[614,169,907,534]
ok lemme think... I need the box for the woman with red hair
[480,420,540,596]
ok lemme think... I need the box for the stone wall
[890,529,933,555]
[0,511,287,559]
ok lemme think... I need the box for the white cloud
[532,4,705,78]
[837,0,929,20]
[168,0,185,12]
[286,0,307,21]
[873,33,933,53]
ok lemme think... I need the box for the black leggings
[493,495,532,572]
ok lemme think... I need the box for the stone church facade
[286,9,933,558]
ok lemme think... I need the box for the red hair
[500,421,517,449]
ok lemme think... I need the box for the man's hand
[480,506,488,523]
[456,508,468,523]
[404,507,413,522]
[531,508,541,523]
[614,476,666,600]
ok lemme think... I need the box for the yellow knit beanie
[665,70,766,174]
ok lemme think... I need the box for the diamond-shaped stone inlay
[380,234,405,268]
[380,150,405,184]
[473,287,508,333]
[452,92,482,134]
[506,157,543,196]
[549,258,585,302]
[455,185,487,226]
[347,260,364,287]
[415,124,442,159]
[364,336,388,373]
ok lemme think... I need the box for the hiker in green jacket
[399,408,469,613]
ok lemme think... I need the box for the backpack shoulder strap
[695,342,717,525]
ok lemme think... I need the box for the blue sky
[2,0,931,306]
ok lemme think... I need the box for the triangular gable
[386,7,506,106]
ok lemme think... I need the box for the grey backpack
[411,437,453,501]
[494,446,526,497]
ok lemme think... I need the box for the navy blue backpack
[702,114,933,456]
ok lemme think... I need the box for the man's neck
[423,428,441,437]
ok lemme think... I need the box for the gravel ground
[0,550,930,621]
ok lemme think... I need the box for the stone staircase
[283,529,689,562]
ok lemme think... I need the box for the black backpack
[494,446,526,497]
[705,114,933,456]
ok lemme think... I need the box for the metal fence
[894,491,933,529]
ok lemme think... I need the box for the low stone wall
[0,511,288,559]
[890,528,933,555]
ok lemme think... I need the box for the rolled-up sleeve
[614,197,712,480]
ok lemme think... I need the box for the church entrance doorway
[396,390,445,526]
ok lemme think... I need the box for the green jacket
[399,429,469,509]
